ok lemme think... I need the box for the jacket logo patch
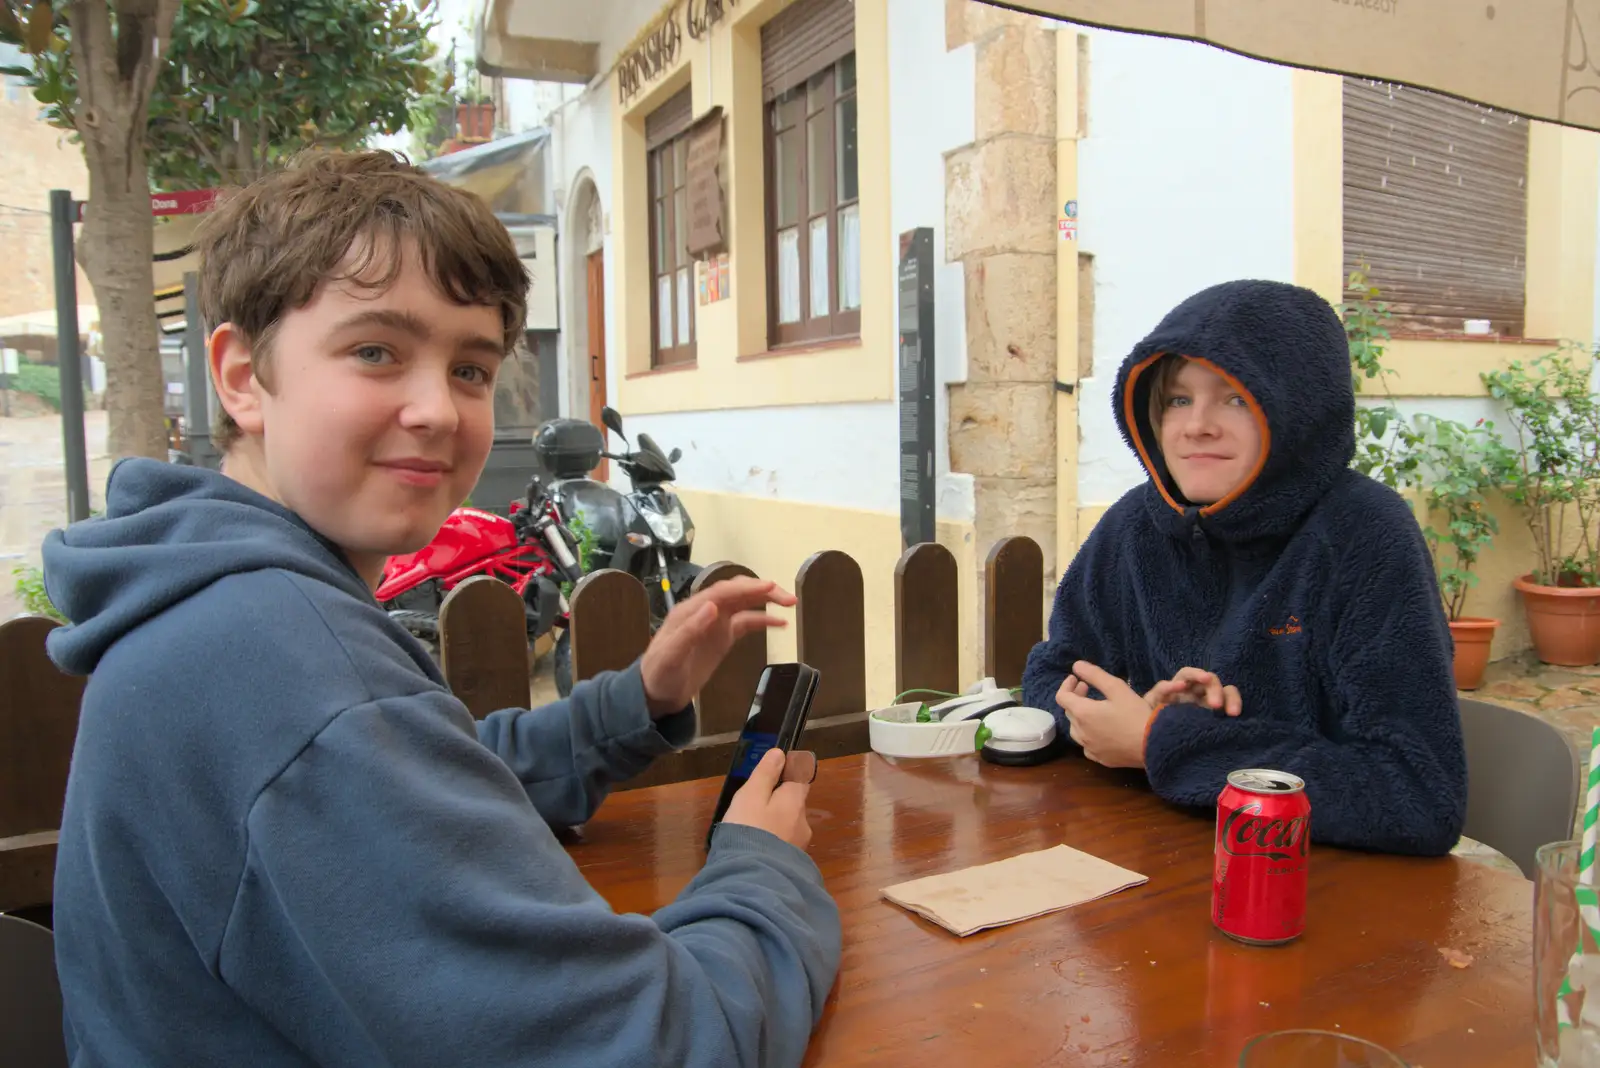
[1268,615,1303,637]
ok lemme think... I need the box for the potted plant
[1411,415,1517,688]
[1482,344,1600,666]
[453,65,495,143]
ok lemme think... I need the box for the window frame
[646,94,697,368]
[764,52,860,349]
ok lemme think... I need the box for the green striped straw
[1557,727,1600,1030]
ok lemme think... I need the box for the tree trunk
[76,155,167,460]
[68,0,181,462]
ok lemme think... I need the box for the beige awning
[995,0,1600,133]
[0,305,100,353]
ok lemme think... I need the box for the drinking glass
[1537,840,1600,1066]
[1238,1030,1405,1067]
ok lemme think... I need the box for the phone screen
[707,663,811,841]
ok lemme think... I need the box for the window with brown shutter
[1343,78,1529,338]
[647,87,696,367]
[762,0,859,348]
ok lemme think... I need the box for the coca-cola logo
[1220,802,1309,861]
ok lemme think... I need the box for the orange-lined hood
[1111,280,1355,543]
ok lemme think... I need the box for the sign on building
[898,228,935,550]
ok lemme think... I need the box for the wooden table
[568,753,1534,1067]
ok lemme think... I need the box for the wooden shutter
[645,87,693,149]
[761,0,855,101]
[1343,78,1529,338]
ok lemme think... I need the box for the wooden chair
[0,912,67,1066]
[0,616,83,913]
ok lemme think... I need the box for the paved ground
[0,412,1589,870]
[0,412,110,621]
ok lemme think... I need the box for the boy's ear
[210,323,265,436]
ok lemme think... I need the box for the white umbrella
[991,0,1599,133]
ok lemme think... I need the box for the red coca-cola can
[1212,768,1311,945]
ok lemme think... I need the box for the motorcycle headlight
[644,509,684,544]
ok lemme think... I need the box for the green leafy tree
[0,0,437,462]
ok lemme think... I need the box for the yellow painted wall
[1291,68,1600,388]
[1054,31,1083,576]
[1291,67,1600,660]
[677,489,981,707]
[608,0,895,416]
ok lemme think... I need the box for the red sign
[70,188,220,223]
[150,189,218,217]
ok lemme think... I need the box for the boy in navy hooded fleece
[1021,279,1467,857]
[42,151,839,1067]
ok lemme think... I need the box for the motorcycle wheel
[389,609,440,659]
[553,629,574,698]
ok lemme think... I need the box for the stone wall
[0,83,94,327]
[945,0,1062,657]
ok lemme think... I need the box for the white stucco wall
[888,0,976,523]
[1075,28,1296,507]
[546,82,615,428]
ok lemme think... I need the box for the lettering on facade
[1330,0,1400,14]
[685,107,726,255]
[617,10,683,106]
[687,0,738,40]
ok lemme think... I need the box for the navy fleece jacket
[1022,280,1467,857]
[42,459,840,1068]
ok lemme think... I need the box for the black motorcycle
[534,407,702,695]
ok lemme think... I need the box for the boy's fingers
[772,780,811,808]
[1071,661,1133,700]
[1224,685,1244,717]
[729,610,788,640]
[781,750,818,784]
[1058,690,1098,720]
[743,747,786,792]
[701,578,796,613]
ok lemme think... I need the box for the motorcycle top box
[533,419,604,479]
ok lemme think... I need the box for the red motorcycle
[378,474,585,687]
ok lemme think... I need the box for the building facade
[482,0,1600,689]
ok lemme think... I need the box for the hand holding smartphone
[707,662,820,850]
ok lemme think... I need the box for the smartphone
[706,662,820,848]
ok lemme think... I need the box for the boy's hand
[1056,661,1155,769]
[1144,667,1242,717]
[640,578,796,716]
[720,748,814,850]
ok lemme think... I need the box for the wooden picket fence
[0,536,1049,911]
[0,615,84,914]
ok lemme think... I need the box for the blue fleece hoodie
[42,459,841,1067]
[1021,280,1467,857]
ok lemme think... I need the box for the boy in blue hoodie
[42,152,840,1067]
[1021,280,1467,857]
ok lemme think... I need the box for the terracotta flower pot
[456,102,495,143]
[1514,574,1600,667]
[1447,616,1499,690]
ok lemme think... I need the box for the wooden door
[586,249,608,481]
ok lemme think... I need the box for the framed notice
[898,228,936,549]
[685,107,726,256]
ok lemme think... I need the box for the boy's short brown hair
[197,150,529,450]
